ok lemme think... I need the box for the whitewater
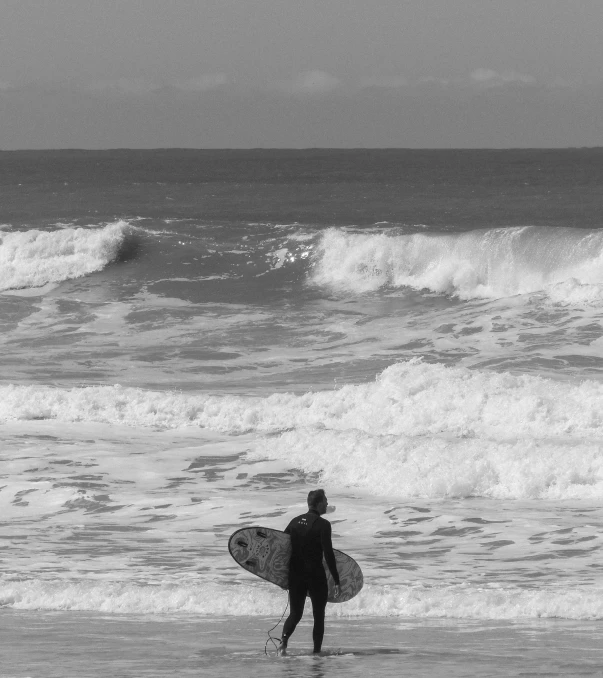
[1,205,603,640]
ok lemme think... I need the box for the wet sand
[2,611,603,678]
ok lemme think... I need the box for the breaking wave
[4,360,603,500]
[2,360,601,438]
[310,226,603,301]
[3,579,603,620]
[0,221,130,291]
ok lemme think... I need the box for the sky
[0,0,602,148]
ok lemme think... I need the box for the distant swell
[311,226,603,301]
[0,221,130,291]
[3,579,603,620]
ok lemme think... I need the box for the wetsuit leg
[307,573,329,653]
[282,576,307,643]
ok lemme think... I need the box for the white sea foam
[252,430,603,499]
[311,227,603,301]
[545,278,603,305]
[2,579,603,620]
[0,221,129,291]
[2,361,601,439]
[3,361,603,500]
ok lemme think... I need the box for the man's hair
[307,488,326,509]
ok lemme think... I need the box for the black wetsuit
[281,509,340,653]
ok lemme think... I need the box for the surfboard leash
[264,598,289,656]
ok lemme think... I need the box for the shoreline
[2,610,602,677]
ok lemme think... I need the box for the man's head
[307,488,328,515]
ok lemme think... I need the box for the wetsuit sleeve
[284,521,291,535]
[321,521,340,585]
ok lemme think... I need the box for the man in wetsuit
[277,488,340,656]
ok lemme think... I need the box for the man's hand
[334,584,340,599]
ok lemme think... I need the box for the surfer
[277,488,340,656]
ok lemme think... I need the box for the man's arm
[320,521,340,586]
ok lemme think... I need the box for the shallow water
[2,612,603,678]
[3,420,603,621]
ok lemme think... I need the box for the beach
[3,612,603,678]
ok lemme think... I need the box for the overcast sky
[1,0,602,148]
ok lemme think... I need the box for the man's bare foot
[277,641,288,656]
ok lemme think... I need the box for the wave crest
[2,361,603,438]
[0,220,130,291]
[311,227,603,301]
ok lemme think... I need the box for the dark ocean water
[2,148,603,227]
[2,149,603,628]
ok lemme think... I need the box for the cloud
[172,74,229,92]
[288,70,342,94]
[359,75,408,89]
[547,76,582,89]
[86,78,162,95]
[78,74,231,97]
[417,76,451,86]
[470,68,536,87]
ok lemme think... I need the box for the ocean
[2,148,603,677]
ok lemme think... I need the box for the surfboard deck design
[228,526,363,603]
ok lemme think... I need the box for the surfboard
[228,526,363,603]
